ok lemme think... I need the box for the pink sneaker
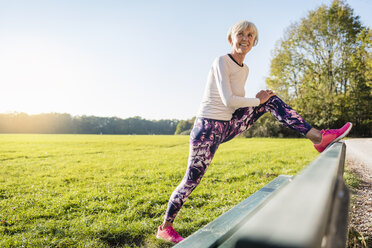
[314,122,352,153]
[156,225,184,243]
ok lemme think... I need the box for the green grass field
[0,134,320,247]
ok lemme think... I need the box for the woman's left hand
[256,90,276,104]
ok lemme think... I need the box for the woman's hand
[256,90,276,104]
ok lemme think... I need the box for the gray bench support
[220,141,348,248]
[173,175,293,248]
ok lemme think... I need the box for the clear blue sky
[0,0,371,120]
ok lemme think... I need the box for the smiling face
[229,27,256,55]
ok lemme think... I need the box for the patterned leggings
[164,96,312,223]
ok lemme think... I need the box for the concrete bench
[174,141,348,248]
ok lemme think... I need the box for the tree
[174,117,196,135]
[266,0,372,136]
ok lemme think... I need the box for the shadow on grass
[97,230,146,247]
[97,228,179,248]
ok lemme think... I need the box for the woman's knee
[266,95,281,104]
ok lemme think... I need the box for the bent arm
[214,58,260,108]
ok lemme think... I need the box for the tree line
[0,113,178,135]
[0,112,301,137]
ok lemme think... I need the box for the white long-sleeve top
[197,54,260,121]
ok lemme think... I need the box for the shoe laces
[322,129,338,135]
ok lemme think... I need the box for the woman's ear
[228,36,232,45]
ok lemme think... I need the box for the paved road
[344,138,371,242]
[344,138,372,170]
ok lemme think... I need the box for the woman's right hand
[256,90,276,104]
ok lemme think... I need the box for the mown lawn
[0,134,319,247]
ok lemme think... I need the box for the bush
[243,113,302,138]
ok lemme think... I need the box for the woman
[156,20,352,243]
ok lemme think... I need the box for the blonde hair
[227,20,259,46]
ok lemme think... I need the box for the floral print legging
[164,96,312,223]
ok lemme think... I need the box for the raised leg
[222,96,314,143]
